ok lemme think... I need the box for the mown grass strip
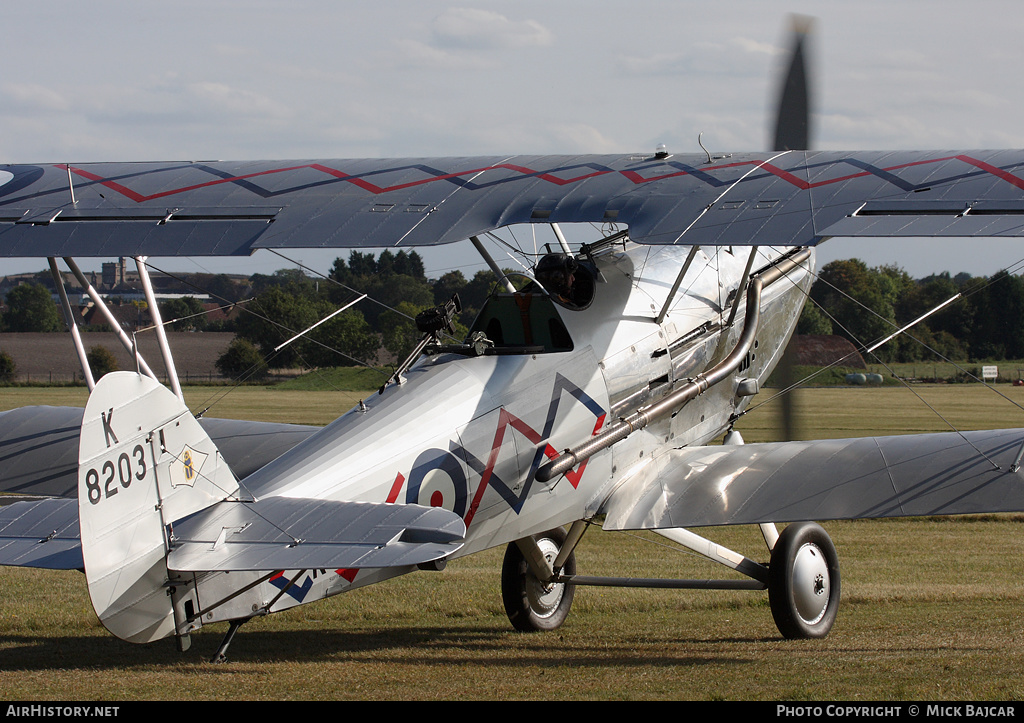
[1,384,1023,699]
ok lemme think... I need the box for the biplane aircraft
[2,21,1024,661]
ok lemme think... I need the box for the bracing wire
[738,249,1024,467]
[141,259,388,418]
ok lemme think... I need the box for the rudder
[78,372,238,644]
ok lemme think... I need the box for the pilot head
[535,253,578,299]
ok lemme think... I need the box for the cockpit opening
[534,253,596,310]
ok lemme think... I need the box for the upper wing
[4,150,1024,257]
[600,428,1024,530]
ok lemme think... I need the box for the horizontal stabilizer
[167,497,466,572]
[601,428,1024,530]
[0,498,81,569]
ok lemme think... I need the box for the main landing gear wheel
[768,522,841,639]
[501,527,576,632]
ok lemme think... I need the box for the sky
[3,0,1024,281]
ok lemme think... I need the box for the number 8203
[84,444,147,505]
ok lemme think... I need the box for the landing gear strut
[501,527,576,632]
[768,522,841,639]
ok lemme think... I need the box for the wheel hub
[792,542,830,624]
[526,538,564,619]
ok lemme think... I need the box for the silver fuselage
[215,243,814,613]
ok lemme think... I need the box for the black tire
[768,522,841,639]
[501,527,576,632]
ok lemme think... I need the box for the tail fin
[77,372,238,644]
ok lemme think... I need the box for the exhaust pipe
[536,276,763,483]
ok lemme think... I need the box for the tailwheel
[768,522,841,639]
[501,527,576,632]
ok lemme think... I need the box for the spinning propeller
[771,15,815,441]
[772,15,814,153]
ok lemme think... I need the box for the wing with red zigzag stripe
[3,150,1024,257]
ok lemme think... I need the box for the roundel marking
[405,448,469,518]
[0,165,45,198]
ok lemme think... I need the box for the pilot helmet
[535,253,578,296]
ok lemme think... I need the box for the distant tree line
[0,251,514,378]
[799,259,1024,363]
[6,254,1023,379]
[219,250,507,376]
[0,281,236,334]
[0,283,63,333]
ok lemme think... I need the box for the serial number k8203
[84,444,147,505]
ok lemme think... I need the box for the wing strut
[63,257,158,381]
[470,235,516,293]
[725,246,761,329]
[135,256,183,402]
[537,248,812,483]
[551,223,573,255]
[48,258,95,391]
[655,245,701,325]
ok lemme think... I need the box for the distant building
[101,258,127,288]
[3,262,252,333]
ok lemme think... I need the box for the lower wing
[600,428,1024,530]
[0,405,319,501]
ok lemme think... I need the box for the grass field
[1,382,1023,701]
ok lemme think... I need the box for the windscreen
[469,293,574,353]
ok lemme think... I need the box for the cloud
[732,37,781,58]
[468,121,621,155]
[185,81,293,121]
[430,7,553,50]
[0,83,72,113]
[390,38,468,70]
[618,36,778,78]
